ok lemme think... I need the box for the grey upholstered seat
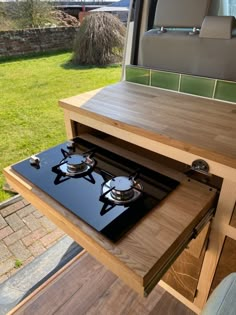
[201,273,236,315]
[154,0,211,28]
[140,0,236,81]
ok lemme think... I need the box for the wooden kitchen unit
[4,81,236,314]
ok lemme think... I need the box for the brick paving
[0,196,65,284]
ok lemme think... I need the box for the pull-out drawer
[4,141,217,297]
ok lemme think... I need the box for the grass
[0,52,122,202]
[14,259,23,269]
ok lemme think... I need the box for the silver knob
[191,159,209,174]
[30,155,40,166]
[67,141,75,150]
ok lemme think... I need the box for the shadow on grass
[0,50,71,64]
[0,50,122,71]
[61,59,122,71]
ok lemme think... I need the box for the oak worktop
[59,81,236,170]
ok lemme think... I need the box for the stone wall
[0,27,78,58]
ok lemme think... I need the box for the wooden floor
[10,252,196,315]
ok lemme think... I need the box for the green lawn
[0,52,122,202]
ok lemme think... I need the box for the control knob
[30,155,40,167]
[67,141,75,151]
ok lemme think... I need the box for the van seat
[201,273,236,315]
[154,0,211,29]
[140,0,236,81]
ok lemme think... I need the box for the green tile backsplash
[125,66,236,104]
[151,70,179,91]
[214,80,236,103]
[180,75,215,98]
[126,66,150,86]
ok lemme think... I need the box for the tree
[0,3,17,30]
[4,0,55,29]
[73,13,126,66]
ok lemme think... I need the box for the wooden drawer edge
[3,166,217,297]
[3,167,144,296]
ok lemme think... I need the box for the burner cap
[110,176,135,201]
[101,175,143,205]
[67,155,87,173]
[67,155,85,167]
[58,152,95,177]
[111,176,133,191]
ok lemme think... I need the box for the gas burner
[111,176,135,201]
[101,175,143,205]
[51,145,96,183]
[59,154,95,176]
[14,137,180,241]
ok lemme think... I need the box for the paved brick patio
[0,196,65,284]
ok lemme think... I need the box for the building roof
[109,0,130,7]
[91,6,128,11]
[91,0,130,12]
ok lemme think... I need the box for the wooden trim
[63,109,94,139]
[213,180,236,227]
[194,178,236,308]
[194,230,225,309]
[7,250,86,315]
[214,223,236,242]
[79,133,186,183]
[225,225,236,241]
[65,110,236,181]
[159,280,201,314]
[63,109,75,139]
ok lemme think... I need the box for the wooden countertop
[59,81,236,170]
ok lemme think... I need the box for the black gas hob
[12,137,179,241]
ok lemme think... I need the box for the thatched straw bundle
[73,12,126,65]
